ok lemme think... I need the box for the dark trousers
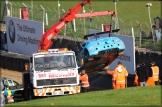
[155,81,160,85]
[81,87,90,93]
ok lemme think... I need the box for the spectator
[148,61,160,85]
[2,87,15,104]
[136,61,148,86]
[148,31,153,39]
[141,30,146,40]
[79,69,90,93]
[152,17,161,41]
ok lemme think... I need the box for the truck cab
[26,48,80,97]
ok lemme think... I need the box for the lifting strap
[67,3,93,50]
[67,22,85,63]
[67,21,83,50]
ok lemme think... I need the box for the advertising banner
[5,16,44,55]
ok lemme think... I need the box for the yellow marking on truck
[48,88,52,92]
[63,87,67,91]
[44,88,47,93]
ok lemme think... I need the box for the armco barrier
[0,51,6,68]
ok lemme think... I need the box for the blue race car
[77,29,126,73]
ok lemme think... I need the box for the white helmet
[116,66,122,72]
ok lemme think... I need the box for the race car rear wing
[84,29,120,39]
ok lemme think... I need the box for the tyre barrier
[0,51,6,68]
[3,53,10,69]
[12,56,18,71]
[0,51,30,72]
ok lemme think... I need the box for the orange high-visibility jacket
[134,72,140,86]
[113,64,128,84]
[107,70,114,76]
[107,70,116,89]
[79,74,90,87]
[151,66,159,82]
[147,77,155,86]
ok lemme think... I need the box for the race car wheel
[84,49,89,62]
[118,50,124,56]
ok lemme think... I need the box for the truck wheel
[30,83,36,100]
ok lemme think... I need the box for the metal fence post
[54,8,58,20]
[146,3,155,47]
[95,16,99,29]
[83,6,86,35]
[31,0,33,20]
[11,2,16,17]
[136,21,142,47]
[145,22,150,36]
[58,0,60,19]
[119,18,126,35]
[8,2,12,16]
[40,5,45,24]
[62,8,66,36]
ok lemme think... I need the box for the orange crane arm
[74,11,116,18]
[39,0,92,50]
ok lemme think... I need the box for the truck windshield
[34,54,76,71]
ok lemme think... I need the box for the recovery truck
[24,48,80,97]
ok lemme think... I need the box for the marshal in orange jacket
[113,64,128,89]
[79,74,90,87]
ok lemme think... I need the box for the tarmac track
[1,68,22,84]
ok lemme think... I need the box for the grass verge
[6,85,161,107]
